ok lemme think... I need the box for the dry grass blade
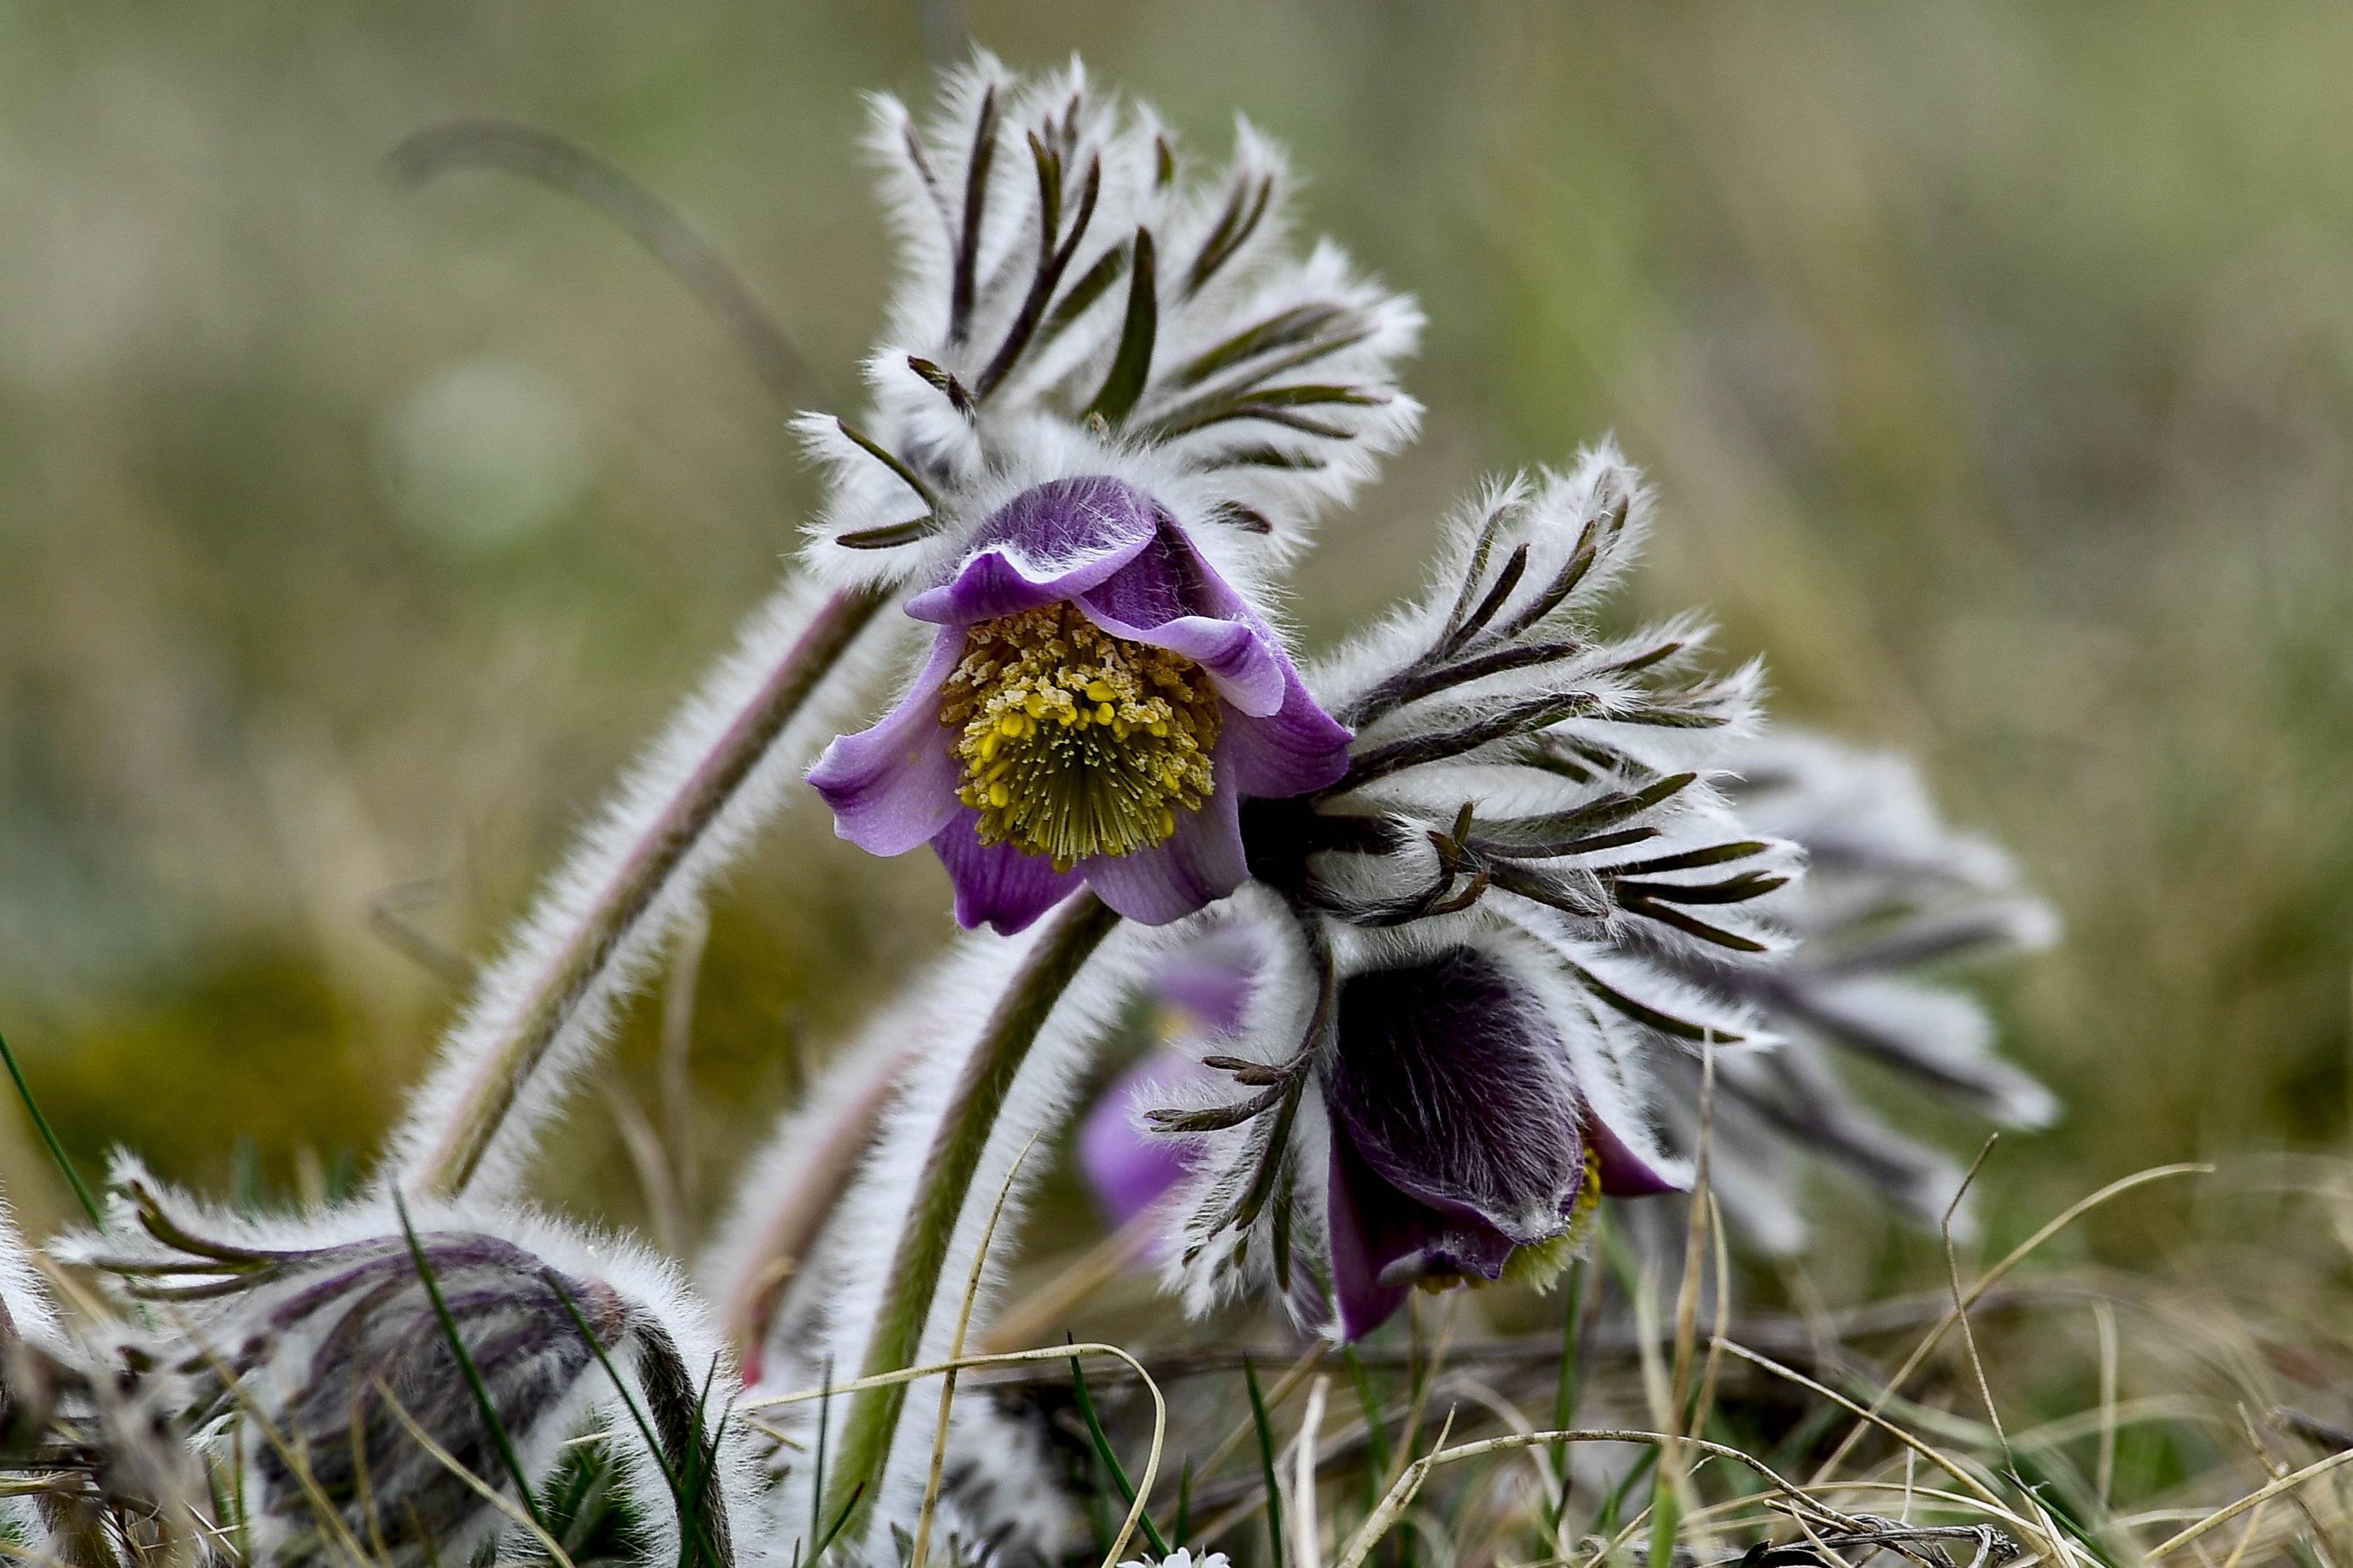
[749,1342,1166,1568]
[906,1134,1040,1568]
[1810,1162,2213,1484]
[2148,1447,2353,1560]
[1942,1135,2013,1470]
[374,1378,581,1568]
[1335,1424,1850,1568]
[1294,1375,1330,1568]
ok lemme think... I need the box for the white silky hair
[0,1187,59,1346]
[63,1156,766,1567]
[380,576,919,1202]
[1309,442,1655,716]
[732,909,1193,1561]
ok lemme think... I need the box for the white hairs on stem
[383,576,916,1202]
[0,1185,59,1345]
[749,912,1180,1558]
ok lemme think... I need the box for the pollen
[938,602,1223,866]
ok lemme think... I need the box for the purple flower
[809,476,1353,934]
[1321,946,1683,1341]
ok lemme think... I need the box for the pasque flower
[386,50,1418,1201]
[1140,447,1799,1334]
[809,474,1352,932]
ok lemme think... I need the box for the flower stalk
[819,890,1122,1544]
[404,580,889,1200]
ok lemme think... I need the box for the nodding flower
[809,475,1353,932]
[1135,446,1804,1334]
[63,1164,737,1568]
[1316,936,1685,1340]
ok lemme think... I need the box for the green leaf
[1084,228,1157,426]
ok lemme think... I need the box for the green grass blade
[1344,1345,1392,1479]
[809,1355,831,1561]
[1547,1257,1587,1534]
[392,1192,552,1540]
[1172,1457,1193,1549]
[543,1269,725,1567]
[0,1024,102,1228]
[1245,1356,1287,1568]
[1067,1348,1171,1557]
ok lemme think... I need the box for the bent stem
[820,892,1124,1545]
[411,582,889,1200]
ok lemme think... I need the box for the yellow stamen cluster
[938,603,1223,871]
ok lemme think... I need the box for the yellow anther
[939,602,1223,865]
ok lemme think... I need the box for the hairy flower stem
[410,582,889,1201]
[820,892,1123,1544]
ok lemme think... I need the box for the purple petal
[807,633,964,856]
[1327,1132,1519,1341]
[931,811,1082,935]
[1327,948,1587,1245]
[1326,1136,1411,1342]
[1071,513,1297,714]
[907,477,1160,625]
[1081,751,1247,924]
[1222,674,1356,798]
[1586,1111,1690,1197]
[1076,1052,1204,1230]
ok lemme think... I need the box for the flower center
[940,603,1223,871]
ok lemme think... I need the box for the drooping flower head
[801,56,1419,932]
[64,1164,741,1567]
[1134,448,1801,1335]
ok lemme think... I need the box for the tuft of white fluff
[382,577,919,1200]
[1655,729,2061,1251]
[803,55,1423,595]
[0,1186,59,1346]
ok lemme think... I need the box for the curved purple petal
[907,477,1160,625]
[1326,948,1588,1246]
[1223,676,1356,798]
[1586,1111,1690,1197]
[1081,751,1247,924]
[931,811,1083,935]
[1327,1132,1519,1341]
[807,633,964,857]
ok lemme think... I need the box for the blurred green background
[3,2,2349,1299]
